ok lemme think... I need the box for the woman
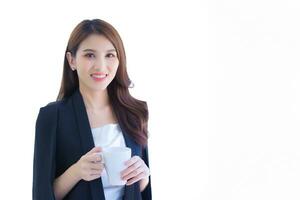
[33,19,152,200]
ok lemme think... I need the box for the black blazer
[33,89,152,200]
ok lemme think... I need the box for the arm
[53,164,81,200]
[33,106,57,200]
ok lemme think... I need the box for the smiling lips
[90,72,108,82]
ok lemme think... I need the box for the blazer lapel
[71,89,106,200]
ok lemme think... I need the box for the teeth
[92,74,106,78]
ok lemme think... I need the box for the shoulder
[37,99,67,120]
[40,99,67,111]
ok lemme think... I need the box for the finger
[91,166,104,175]
[126,172,145,185]
[124,156,139,167]
[121,160,142,177]
[122,165,144,181]
[87,146,102,155]
[86,154,102,162]
[90,162,104,170]
[90,172,102,178]
[90,169,103,176]
[91,152,104,163]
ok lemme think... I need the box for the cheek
[77,57,92,65]
[76,67,92,80]
[109,62,119,74]
[77,61,92,72]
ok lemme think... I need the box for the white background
[0,0,299,199]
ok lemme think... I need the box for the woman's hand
[121,156,150,186]
[74,146,104,181]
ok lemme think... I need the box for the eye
[85,53,95,58]
[106,53,116,58]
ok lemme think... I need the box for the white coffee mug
[98,147,132,185]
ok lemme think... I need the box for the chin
[91,86,108,91]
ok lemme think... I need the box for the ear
[66,52,77,71]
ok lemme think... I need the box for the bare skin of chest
[86,106,118,129]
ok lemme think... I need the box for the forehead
[78,34,115,51]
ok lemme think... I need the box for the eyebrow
[82,48,116,53]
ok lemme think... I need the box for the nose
[94,57,106,70]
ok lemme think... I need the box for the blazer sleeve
[32,105,57,200]
[141,145,152,200]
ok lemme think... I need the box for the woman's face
[66,34,119,92]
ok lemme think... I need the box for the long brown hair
[57,19,149,147]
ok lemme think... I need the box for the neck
[79,85,110,111]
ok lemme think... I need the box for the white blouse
[91,123,126,200]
